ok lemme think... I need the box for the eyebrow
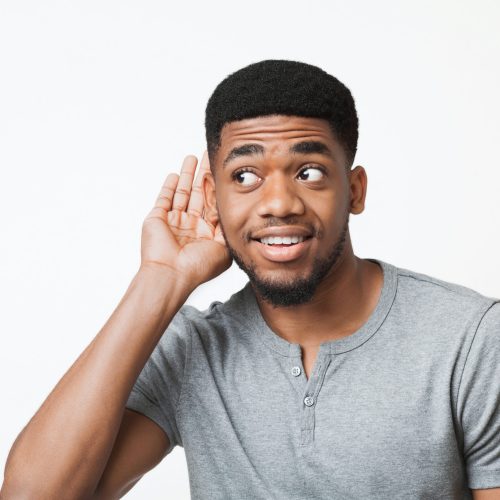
[222,140,332,167]
[223,144,264,167]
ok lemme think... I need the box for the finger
[154,173,179,212]
[187,150,210,217]
[172,155,198,212]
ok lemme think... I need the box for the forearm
[1,265,191,499]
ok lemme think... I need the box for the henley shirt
[125,258,500,499]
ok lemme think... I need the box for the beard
[219,212,350,308]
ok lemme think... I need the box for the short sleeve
[125,306,192,455]
[457,300,500,489]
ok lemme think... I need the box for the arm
[1,265,187,499]
[1,152,230,499]
[472,489,500,500]
[91,409,171,499]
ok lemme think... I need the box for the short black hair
[205,59,359,170]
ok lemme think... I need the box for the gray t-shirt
[125,258,500,499]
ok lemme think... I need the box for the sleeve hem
[125,390,177,455]
[468,468,500,489]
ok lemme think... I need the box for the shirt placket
[287,350,333,447]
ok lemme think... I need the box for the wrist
[137,263,196,298]
[126,265,194,331]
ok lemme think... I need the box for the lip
[252,237,313,263]
[251,226,313,240]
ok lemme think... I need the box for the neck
[253,244,383,347]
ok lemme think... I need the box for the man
[2,60,499,499]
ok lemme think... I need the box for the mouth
[251,235,313,263]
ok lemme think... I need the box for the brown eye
[233,170,261,186]
[298,167,325,181]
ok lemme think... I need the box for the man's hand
[140,151,232,288]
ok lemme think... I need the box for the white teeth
[260,236,305,245]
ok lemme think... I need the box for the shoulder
[391,261,499,319]
[169,283,254,344]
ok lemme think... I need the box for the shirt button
[304,396,315,407]
[291,366,301,376]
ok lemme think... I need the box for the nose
[255,172,305,218]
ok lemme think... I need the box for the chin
[227,236,344,307]
[249,273,319,307]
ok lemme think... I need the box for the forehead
[215,115,346,170]
[219,115,336,148]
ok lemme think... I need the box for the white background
[1,1,499,498]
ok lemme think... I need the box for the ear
[202,171,219,227]
[348,166,367,215]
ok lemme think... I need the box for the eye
[232,166,325,187]
[232,169,261,187]
[297,166,325,182]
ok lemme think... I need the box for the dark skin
[203,114,384,378]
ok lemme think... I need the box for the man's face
[208,114,358,307]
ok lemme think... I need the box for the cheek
[309,193,337,215]
[325,182,349,207]
[216,196,249,235]
[309,194,349,233]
